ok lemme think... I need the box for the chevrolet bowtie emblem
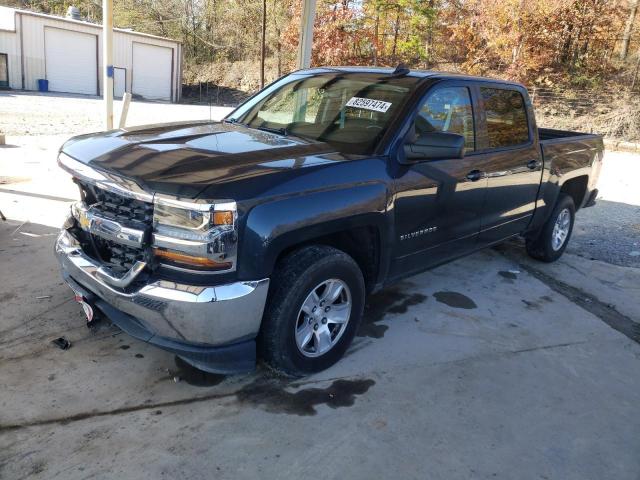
[78,209,91,230]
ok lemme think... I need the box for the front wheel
[259,245,365,376]
[526,193,575,262]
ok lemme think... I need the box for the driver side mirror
[403,132,465,162]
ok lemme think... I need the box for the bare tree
[620,0,639,60]
[632,48,640,89]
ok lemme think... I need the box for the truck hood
[61,121,343,199]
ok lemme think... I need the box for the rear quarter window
[480,88,529,149]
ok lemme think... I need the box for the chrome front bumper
[55,229,269,347]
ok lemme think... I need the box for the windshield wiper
[223,118,248,127]
[230,121,314,142]
[225,119,288,137]
[253,125,289,136]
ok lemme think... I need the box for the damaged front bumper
[55,229,269,373]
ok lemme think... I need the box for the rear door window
[480,88,529,149]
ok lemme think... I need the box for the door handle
[527,159,541,170]
[466,169,484,182]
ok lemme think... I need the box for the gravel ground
[0,91,232,136]
[568,150,640,268]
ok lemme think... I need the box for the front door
[389,84,491,279]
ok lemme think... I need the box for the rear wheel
[259,245,365,376]
[526,193,575,262]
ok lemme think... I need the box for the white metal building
[0,6,182,102]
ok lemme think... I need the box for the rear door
[475,85,542,244]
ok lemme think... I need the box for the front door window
[417,86,475,152]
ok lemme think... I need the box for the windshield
[228,72,421,155]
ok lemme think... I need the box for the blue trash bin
[37,79,49,92]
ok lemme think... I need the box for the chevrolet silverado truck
[55,66,603,376]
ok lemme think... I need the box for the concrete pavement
[1,216,639,479]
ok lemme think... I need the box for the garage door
[45,28,97,95]
[132,43,172,101]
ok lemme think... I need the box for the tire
[526,193,575,262]
[259,245,365,376]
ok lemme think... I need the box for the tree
[620,0,639,60]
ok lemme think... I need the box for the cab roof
[294,66,524,88]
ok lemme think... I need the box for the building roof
[0,6,181,44]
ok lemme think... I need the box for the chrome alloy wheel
[551,208,571,251]
[294,279,352,358]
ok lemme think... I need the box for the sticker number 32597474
[345,97,392,113]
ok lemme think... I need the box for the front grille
[76,180,155,274]
[97,238,147,272]
[78,181,153,229]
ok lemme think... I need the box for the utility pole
[373,13,379,66]
[260,0,266,88]
[103,0,114,130]
[296,0,316,70]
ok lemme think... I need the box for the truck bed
[538,127,599,143]
[539,127,603,161]
[538,128,602,171]
[537,127,603,208]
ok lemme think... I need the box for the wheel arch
[559,175,589,211]
[238,183,391,289]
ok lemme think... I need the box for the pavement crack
[0,373,370,432]
[510,258,640,344]
[0,390,239,433]
[509,340,590,354]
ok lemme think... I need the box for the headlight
[153,198,234,231]
[152,196,237,272]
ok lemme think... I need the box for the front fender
[237,183,389,279]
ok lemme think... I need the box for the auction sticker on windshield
[345,97,392,113]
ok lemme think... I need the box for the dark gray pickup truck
[55,66,603,376]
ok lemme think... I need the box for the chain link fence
[181,82,252,107]
[180,79,640,144]
[531,86,640,143]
